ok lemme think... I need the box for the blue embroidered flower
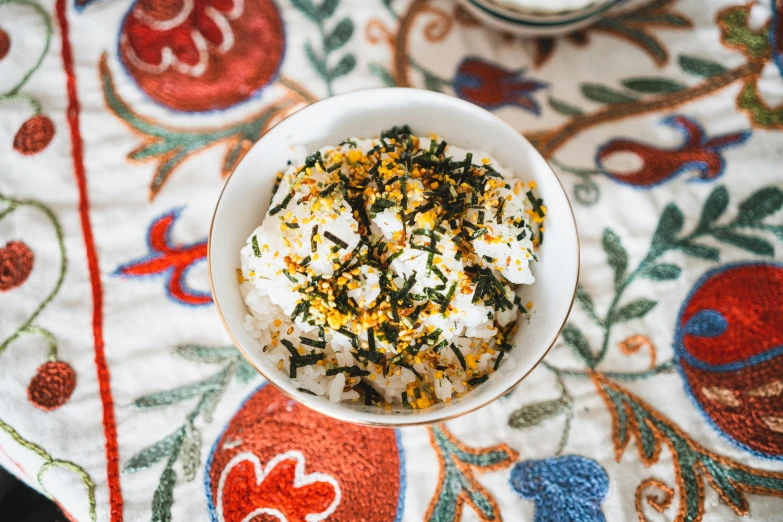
[510,455,609,522]
[453,57,547,115]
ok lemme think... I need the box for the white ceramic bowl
[208,88,579,426]
[455,0,631,36]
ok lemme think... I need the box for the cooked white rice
[239,128,543,409]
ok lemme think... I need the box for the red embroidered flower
[113,209,210,306]
[28,361,77,411]
[0,241,34,292]
[218,451,340,522]
[0,27,10,62]
[13,115,55,155]
[119,0,285,112]
[454,57,547,114]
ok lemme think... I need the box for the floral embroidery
[117,0,285,112]
[425,424,517,522]
[114,209,211,306]
[772,0,783,78]
[28,360,77,411]
[0,241,33,292]
[217,451,340,522]
[13,114,55,155]
[453,58,548,115]
[206,383,404,522]
[596,115,750,188]
[0,26,9,60]
[674,262,783,459]
[510,455,609,522]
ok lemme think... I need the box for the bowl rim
[207,87,580,426]
[464,0,625,25]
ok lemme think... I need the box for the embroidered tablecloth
[1,0,782,520]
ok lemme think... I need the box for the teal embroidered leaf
[305,42,327,77]
[319,0,339,18]
[123,429,185,474]
[593,19,667,65]
[369,63,396,87]
[174,345,238,363]
[180,425,201,482]
[561,324,595,368]
[133,379,220,409]
[329,54,356,80]
[711,230,774,256]
[678,242,720,261]
[697,185,729,231]
[548,96,584,116]
[324,18,353,52]
[508,398,569,429]
[581,84,638,104]
[621,77,686,93]
[290,0,322,22]
[643,263,681,281]
[602,229,628,288]
[575,284,600,324]
[735,187,783,225]
[652,203,684,245]
[678,55,727,77]
[611,299,657,323]
[423,72,442,92]
[235,359,258,384]
[152,466,177,522]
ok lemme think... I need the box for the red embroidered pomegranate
[28,361,77,411]
[0,241,33,292]
[13,115,55,155]
[0,27,10,61]
[119,0,285,112]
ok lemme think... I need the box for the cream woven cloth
[1,0,782,521]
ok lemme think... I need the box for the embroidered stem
[544,360,676,381]
[0,92,42,113]
[0,195,67,360]
[0,0,52,96]
[524,60,763,158]
[0,417,96,521]
[554,372,573,456]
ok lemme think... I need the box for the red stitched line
[55,0,123,519]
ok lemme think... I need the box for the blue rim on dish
[467,0,627,26]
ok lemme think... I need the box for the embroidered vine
[100,55,316,200]
[0,0,56,154]
[425,424,517,522]
[123,345,256,522]
[291,0,356,95]
[0,417,96,520]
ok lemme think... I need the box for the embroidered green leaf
[180,424,201,482]
[737,81,783,129]
[735,187,783,225]
[602,229,628,288]
[621,77,686,93]
[174,345,239,363]
[369,63,396,87]
[678,242,720,261]
[324,18,353,52]
[235,359,258,384]
[611,299,657,323]
[548,96,584,116]
[581,84,638,105]
[124,428,185,474]
[678,55,727,77]
[575,284,600,325]
[643,263,681,281]
[329,54,356,80]
[592,19,667,65]
[152,466,177,522]
[561,324,595,368]
[133,379,221,409]
[423,71,443,93]
[508,398,570,429]
[290,0,322,22]
[319,0,339,18]
[305,42,327,77]
[711,230,774,256]
[697,185,729,232]
[717,5,769,59]
[652,203,684,246]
